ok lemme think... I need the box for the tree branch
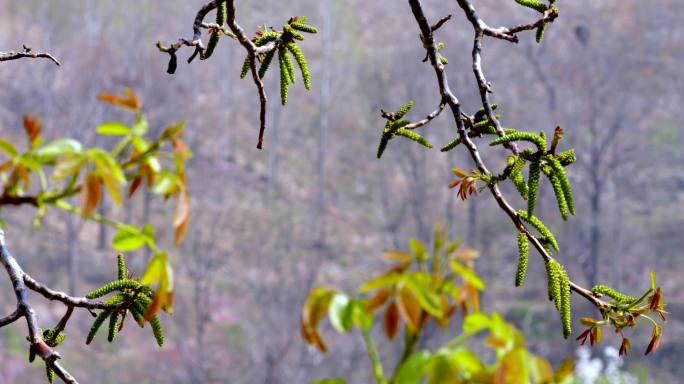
[407,0,609,314]
[0,45,60,66]
[0,230,78,383]
[225,0,269,149]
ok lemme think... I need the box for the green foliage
[278,47,290,105]
[83,254,166,348]
[107,312,119,342]
[544,259,572,338]
[117,253,127,280]
[395,129,433,149]
[510,155,529,199]
[257,49,276,79]
[546,155,575,215]
[527,156,542,217]
[490,131,547,152]
[85,279,141,299]
[377,102,436,158]
[86,310,111,345]
[515,0,549,13]
[515,232,529,287]
[237,18,316,107]
[46,364,54,383]
[518,210,559,252]
[302,225,574,383]
[440,136,461,152]
[394,101,413,120]
[200,1,226,59]
[535,22,547,43]
[591,285,636,303]
[287,42,311,90]
[239,56,252,79]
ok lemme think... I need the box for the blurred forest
[0,0,682,383]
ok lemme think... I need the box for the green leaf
[141,252,166,286]
[352,301,374,330]
[450,261,486,290]
[131,117,149,136]
[395,351,431,384]
[96,122,130,136]
[408,238,428,262]
[403,275,443,317]
[463,312,491,334]
[328,293,354,333]
[0,139,19,158]
[36,139,82,158]
[310,379,346,384]
[111,225,151,252]
[358,273,401,293]
[152,171,180,196]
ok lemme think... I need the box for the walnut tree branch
[407,0,609,312]
[0,45,60,66]
[0,230,140,383]
[225,0,269,149]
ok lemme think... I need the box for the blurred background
[0,0,682,382]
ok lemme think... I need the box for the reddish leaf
[97,88,140,111]
[23,114,41,143]
[383,301,400,340]
[173,188,191,245]
[365,289,391,313]
[81,172,102,217]
[128,175,143,197]
[396,286,421,332]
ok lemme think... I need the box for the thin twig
[0,45,60,66]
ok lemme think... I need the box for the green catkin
[527,157,542,217]
[377,133,390,159]
[290,21,319,34]
[440,136,462,152]
[439,56,449,65]
[490,132,547,151]
[547,155,575,215]
[591,285,636,303]
[395,101,414,119]
[545,167,569,220]
[254,32,278,47]
[258,49,276,79]
[282,48,296,83]
[86,310,112,344]
[201,1,226,59]
[510,155,529,199]
[278,47,290,105]
[536,23,547,44]
[389,120,410,131]
[107,312,119,343]
[546,260,562,310]
[518,210,560,252]
[85,279,141,299]
[473,104,498,123]
[395,129,433,148]
[239,56,252,79]
[556,149,576,166]
[117,254,127,280]
[515,233,529,287]
[133,298,165,346]
[515,0,548,13]
[130,302,144,326]
[286,42,311,90]
[559,266,572,338]
[46,364,55,383]
[149,314,165,347]
[283,24,304,41]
